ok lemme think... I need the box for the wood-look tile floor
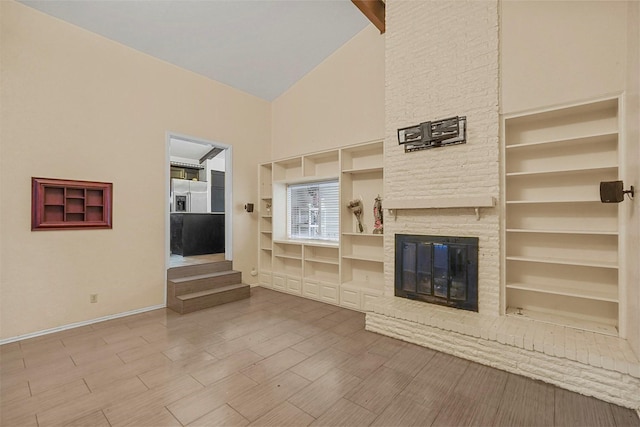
[2,288,639,427]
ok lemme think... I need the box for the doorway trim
[165,132,233,272]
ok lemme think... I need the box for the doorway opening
[165,133,233,269]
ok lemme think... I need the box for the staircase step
[176,283,247,300]
[167,260,233,280]
[169,270,242,296]
[169,270,239,284]
[175,283,250,314]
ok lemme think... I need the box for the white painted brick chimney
[383,0,499,313]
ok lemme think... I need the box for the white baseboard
[0,304,166,345]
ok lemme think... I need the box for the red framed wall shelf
[32,177,113,230]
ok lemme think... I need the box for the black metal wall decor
[397,116,467,152]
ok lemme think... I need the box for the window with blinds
[287,180,339,241]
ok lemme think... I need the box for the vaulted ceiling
[19,0,373,101]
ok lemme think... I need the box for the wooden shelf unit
[503,97,621,334]
[258,141,384,310]
[32,177,112,230]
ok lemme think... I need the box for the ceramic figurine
[347,199,364,233]
[373,195,383,234]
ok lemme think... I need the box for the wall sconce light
[600,181,635,203]
[244,203,254,212]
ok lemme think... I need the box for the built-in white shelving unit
[502,97,621,336]
[258,141,384,311]
[258,164,273,285]
[258,163,273,287]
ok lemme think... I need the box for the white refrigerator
[171,179,208,213]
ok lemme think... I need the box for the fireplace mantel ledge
[385,196,495,219]
[366,296,640,409]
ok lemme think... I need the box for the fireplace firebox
[395,234,478,312]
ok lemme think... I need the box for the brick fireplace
[366,0,639,411]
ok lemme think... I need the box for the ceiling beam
[351,0,385,34]
[199,147,223,164]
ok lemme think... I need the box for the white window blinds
[287,180,339,241]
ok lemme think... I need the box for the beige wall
[501,0,639,352]
[271,25,385,159]
[624,0,640,356]
[500,0,628,114]
[0,1,270,340]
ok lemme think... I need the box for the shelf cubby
[260,233,272,251]
[65,188,84,198]
[260,216,272,233]
[341,171,383,235]
[303,150,339,178]
[302,240,341,304]
[274,257,302,277]
[506,136,618,175]
[341,258,384,291]
[86,206,104,222]
[506,260,618,301]
[506,168,618,202]
[506,232,617,267]
[65,213,85,222]
[259,249,272,271]
[342,233,383,262]
[65,197,84,213]
[273,241,302,259]
[44,187,64,205]
[43,205,64,222]
[86,189,104,206]
[504,98,618,146]
[506,289,618,335]
[304,260,339,283]
[304,245,339,265]
[260,198,273,218]
[506,202,618,233]
[341,141,383,172]
[259,163,273,198]
[273,158,303,182]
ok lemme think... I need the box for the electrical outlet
[90,294,98,303]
